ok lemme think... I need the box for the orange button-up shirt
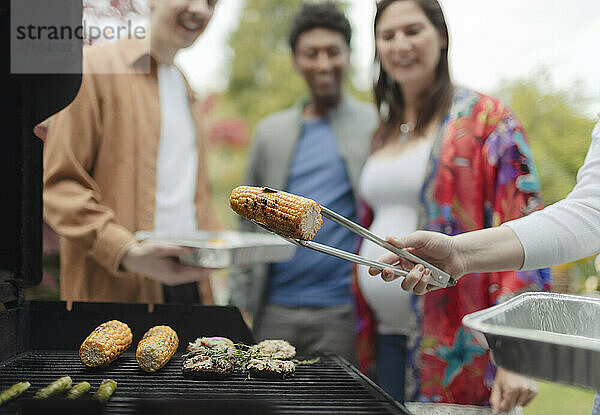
[43,39,217,305]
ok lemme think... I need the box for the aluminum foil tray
[462,292,600,389]
[405,402,522,415]
[135,230,296,268]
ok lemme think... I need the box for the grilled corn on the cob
[229,186,323,240]
[136,325,179,372]
[79,320,132,367]
[135,326,179,372]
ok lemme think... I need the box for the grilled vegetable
[251,339,296,360]
[65,381,90,399]
[34,376,72,399]
[246,358,296,379]
[182,354,235,379]
[93,379,117,403]
[136,325,179,372]
[186,336,234,353]
[79,320,132,367]
[229,186,323,240]
[0,382,30,406]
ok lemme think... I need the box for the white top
[357,139,433,334]
[506,119,600,270]
[154,65,198,233]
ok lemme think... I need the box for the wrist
[119,243,140,272]
[450,234,472,276]
[451,227,525,275]
[90,222,137,275]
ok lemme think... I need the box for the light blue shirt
[267,118,357,307]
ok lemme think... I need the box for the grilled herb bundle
[181,338,319,380]
[183,342,269,369]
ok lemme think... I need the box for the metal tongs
[253,189,457,288]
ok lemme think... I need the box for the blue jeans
[592,391,600,415]
[376,334,407,403]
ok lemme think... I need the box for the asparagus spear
[65,381,91,399]
[34,376,72,399]
[93,379,117,403]
[0,382,31,406]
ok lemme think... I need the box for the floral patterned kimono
[353,87,551,405]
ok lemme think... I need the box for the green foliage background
[212,2,597,229]
[225,0,306,128]
[206,3,598,302]
[495,70,595,205]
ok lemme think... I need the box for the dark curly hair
[288,2,352,55]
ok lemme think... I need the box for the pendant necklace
[398,122,415,144]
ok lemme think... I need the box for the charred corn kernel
[136,325,179,372]
[0,382,30,406]
[93,379,117,403]
[229,186,323,240]
[34,376,72,399]
[79,320,132,367]
[66,381,90,399]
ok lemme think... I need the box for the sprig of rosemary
[182,342,320,372]
[182,343,261,373]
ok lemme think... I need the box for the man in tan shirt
[43,0,219,305]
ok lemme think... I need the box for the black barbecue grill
[0,301,411,415]
[0,352,406,414]
[0,2,412,414]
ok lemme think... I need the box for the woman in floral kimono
[354,0,551,410]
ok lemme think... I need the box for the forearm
[467,113,536,275]
[504,134,600,269]
[44,138,136,275]
[42,71,135,275]
[44,187,136,275]
[453,226,525,274]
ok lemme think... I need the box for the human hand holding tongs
[252,189,457,289]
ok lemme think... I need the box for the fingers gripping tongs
[253,199,457,289]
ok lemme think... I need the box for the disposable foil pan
[405,402,522,415]
[462,292,600,389]
[135,230,296,268]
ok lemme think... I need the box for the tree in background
[224,0,306,129]
[496,70,594,206]
[496,69,597,293]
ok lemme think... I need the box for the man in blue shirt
[230,2,378,362]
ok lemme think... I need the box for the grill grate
[0,351,410,414]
